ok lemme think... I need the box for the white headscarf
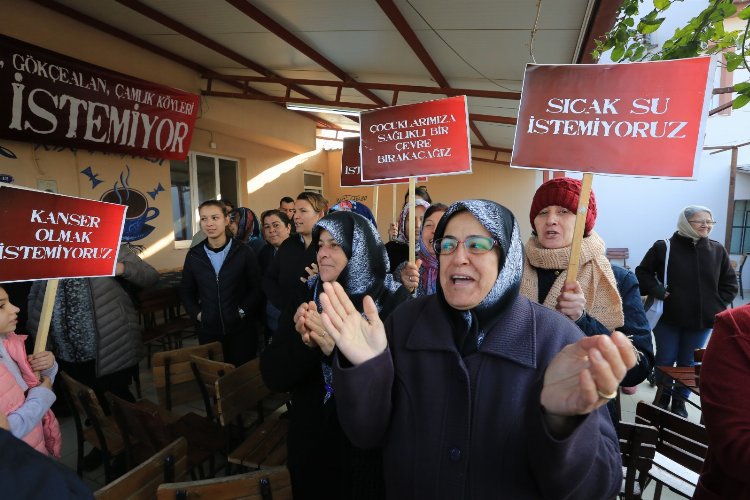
[677,205,713,241]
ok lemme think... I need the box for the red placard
[0,184,126,282]
[0,34,199,161]
[341,137,427,186]
[511,57,714,178]
[360,96,471,181]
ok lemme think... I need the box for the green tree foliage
[595,0,750,108]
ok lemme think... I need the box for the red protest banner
[342,137,427,187]
[0,184,126,282]
[360,96,471,181]
[511,57,714,178]
[0,34,199,161]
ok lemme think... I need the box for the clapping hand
[541,331,636,418]
[300,263,319,283]
[320,282,387,366]
[294,301,336,355]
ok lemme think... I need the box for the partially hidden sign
[360,95,471,181]
[0,184,126,282]
[511,57,714,178]
[341,137,427,186]
[0,34,200,161]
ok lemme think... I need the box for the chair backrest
[108,392,174,455]
[60,372,123,453]
[95,437,189,500]
[152,342,224,411]
[190,355,236,421]
[137,287,185,326]
[693,348,705,382]
[635,401,708,473]
[215,358,272,427]
[155,465,293,500]
[618,421,659,499]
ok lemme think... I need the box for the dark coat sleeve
[259,302,324,393]
[262,246,284,309]
[615,267,654,386]
[716,246,738,305]
[239,246,262,316]
[699,308,750,483]
[636,240,668,299]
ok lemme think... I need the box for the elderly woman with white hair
[636,205,737,418]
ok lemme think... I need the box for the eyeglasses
[433,236,497,255]
[688,220,716,227]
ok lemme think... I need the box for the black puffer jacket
[636,232,737,329]
[180,239,262,337]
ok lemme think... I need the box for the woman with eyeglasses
[519,178,654,422]
[636,205,737,418]
[319,200,634,499]
[261,210,410,499]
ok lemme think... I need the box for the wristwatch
[238,308,246,319]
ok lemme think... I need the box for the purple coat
[334,294,622,500]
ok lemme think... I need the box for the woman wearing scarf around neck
[261,210,410,500]
[636,205,736,418]
[520,178,654,422]
[321,200,634,500]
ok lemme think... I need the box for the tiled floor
[56,295,750,497]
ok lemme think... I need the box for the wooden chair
[59,372,126,483]
[653,348,705,415]
[635,401,709,499]
[214,359,289,470]
[138,286,196,364]
[606,247,630,269]
[94,437,189,500]
[156,465,293,500]
[618,421,658,499]
[189,355,236,422]
[107,393,225,479]
[152,342,224,413]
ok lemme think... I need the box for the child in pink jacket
[0,284,61,457]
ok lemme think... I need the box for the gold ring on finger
[596,389,618,400]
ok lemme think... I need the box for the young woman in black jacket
[179,200,262,366]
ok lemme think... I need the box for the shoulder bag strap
[663,239,670,287]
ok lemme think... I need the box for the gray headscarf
[677,205,713,241]
[434,200,524,351]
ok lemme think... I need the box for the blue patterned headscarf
[329,199,378,228]
[230,207,261,243]
[434,200,524,347]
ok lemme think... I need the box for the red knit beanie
[530,177,597,235]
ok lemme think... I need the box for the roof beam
[202,73,520,100]
[30,0,339,129]
[113,0,324,102]
[375,0,490,147]
[224,0,388,107]
[202,90,516,125]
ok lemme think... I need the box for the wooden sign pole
[391,184,397,241]
[565,173,593,284]
[373,186,380,226]
[408,177,416,264]
[33,278,59,377]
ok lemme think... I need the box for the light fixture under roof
[285,103,362,117]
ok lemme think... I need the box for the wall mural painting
[83,165,161,243]
[80,166,104,188]
[0,143,17,159]
[148,183,165,200]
